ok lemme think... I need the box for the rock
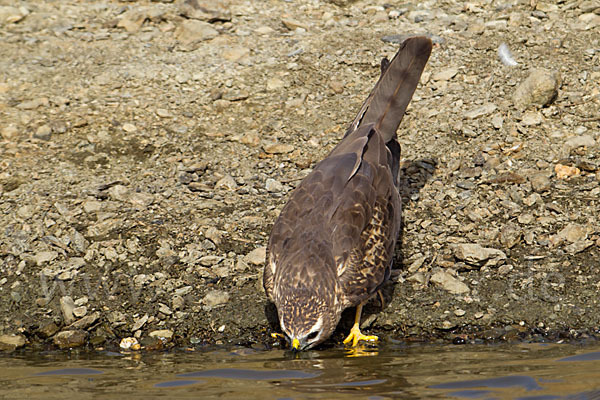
[329,80,344,94]
[122,123,137,133]
[0,334,26,351]
[82,200,102,213]
[464,103,497,119]
[520,111,543,126]
[73,306,87,318]
[132,314,149,331]
[265,178,284,193]
[1,124,18,140]
[500,223,522,248]
[222,46,250,63]
[117,10,147,33]
[550,223,590,247]
[565,240,594,255]
[34,251,58,266]
[564,135,596,152]
[69,312,99,330]
[37,321,59,339]
[60,296,76,324]
[176,20,218,50]
[245,246,266,265]
[16,97,48,110]
[119,337,140,350]
[454,309,466,317]
[267,77,285,91]
[513,69,560,110]
[17,204,35,219]
[172,295,185,310]
[129,192,154,207]
[555,163,580,179]
[149,329,174,342]
[529,173,551,192]
[432,67,459,81]
[0,6,26,25]
[108,184,130,201]
[453,243,507,267]
[53,330,88,349]
[430,271,470,294]
[215,174,237,190]
[202,290,230,307]
[281,17,309,31]
[156,108,171,118]
[263,143,294,154]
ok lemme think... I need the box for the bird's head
[277,291,338,351]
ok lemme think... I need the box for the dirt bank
[1,0,599,351]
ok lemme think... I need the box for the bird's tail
[345,36,432,143]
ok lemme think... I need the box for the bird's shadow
[264,158,437,345]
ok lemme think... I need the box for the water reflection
[1,343,600,399]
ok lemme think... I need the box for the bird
[263,36,432,351]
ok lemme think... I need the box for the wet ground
[3,342,600,399]
[1,0,599,351]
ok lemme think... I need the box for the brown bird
[264,37,432,351]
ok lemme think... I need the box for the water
[2,343,600,399]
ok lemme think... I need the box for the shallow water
[2,342,600,399]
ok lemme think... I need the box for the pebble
[454,309,466,317]
[60,296,76,324]
[73,306,87,318]
[564,135,596,153]
[156,108,171,118]
[176,20,218,49]
[452,243,507,267]
[215,174,238,190]
[263,143,295,154]
[555,163,580,179]
[432,67,458,81]
[119,337,141,350]
[513,69,560,110]
[34,251,58,266]
[521,111,543,126]
[267,77,285,91]
[245,246,267,265]
[529,173,551,193]
[122,123,137,133]
[1,124,18,140]
[53,330,88,349]
[265,178,284,193]
[222,46,250,63]
[430,271,470,294]
[202,290,230,308]
[0,334,26,351]
[69,312,99,330]
[132,314,149,331]
[149,329,174,342]
[464,103,497,119]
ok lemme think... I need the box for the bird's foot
[343,325,378,347]
[271,332,285,339]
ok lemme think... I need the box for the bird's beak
[291,338,300,351]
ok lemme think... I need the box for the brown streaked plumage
[264,37,432,350]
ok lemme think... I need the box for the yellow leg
[271,332,284,339]
[342,303,378,347]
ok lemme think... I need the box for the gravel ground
[0,0,599,351]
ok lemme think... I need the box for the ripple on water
[35,368,104,376]
[177,368,319,380]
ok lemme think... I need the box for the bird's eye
[307,331,319,341]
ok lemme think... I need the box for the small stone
[513,69,560,110]
[34,251,58,266]
[500,223,522,248]
[521,111,543,126]
[1,124,18,140]
[202,290,230,308]
[17,204,35,219]
[33,124,52,140]
[453,243,507,267]
[281,17,309,31]
[464,103,497,119]
[132,314,149,331]
[69,312,99,330]
[329,80,344,94]
[264,143,294,154]
[156,108,171,118]
[267,77,285,91]
[73,306,87,318]
[255,26,274,35]
[37,321,59,339]
[129,192,154,207]
[222,46,250,63]
[430,271,470,294]
[172,295,185,310]
[117,10,147,33]
[176,20,218,50]
[149,329,174,342]
[454,309,466,317]
[122,123,137,133]
[119,337,141,350]
[245,246,266,265]
[17,97,48,110]
[529,173,551,193]
[215,174,238,190]
[564,135,596,152]
[491,114,503,129]
[0,334,26,351]
[555,163,580,179]
[82,200,102,213]
[432,67,459,81]
[265,178,284,193]
[565,240,594,255]
[53,330,88,349]
[60,296,76,324]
